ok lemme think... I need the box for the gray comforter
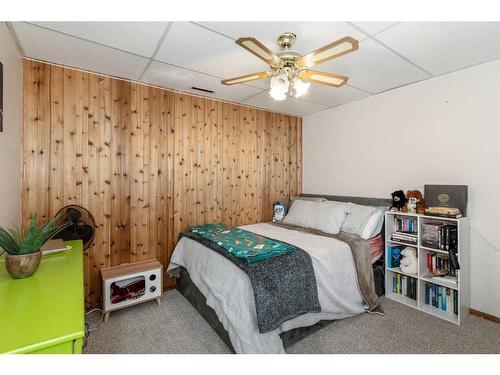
[179,230,321,333]
[270,221,382,313]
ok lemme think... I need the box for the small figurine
[400,247,418,275]
[405,190,425,214]
[390,190,407,212]
[407,196,419,213]
[272,201,287,221]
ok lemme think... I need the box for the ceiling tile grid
[11,22,150,81]
[319,38,431,94]
[374,22,500,76]
[197,21,367,52]
[155,22,269,80]
[31,21,170,58]
[9,21,500,117]
[352,22,398,36]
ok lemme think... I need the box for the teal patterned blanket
[180,223,320,333]
[189,223,295,263]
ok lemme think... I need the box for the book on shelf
[454,290,458,315]
[388,245,403,268]
[424,282,458,315]
[426,252,457,277]
[425,206,463,218]
[391,231,418,245]
[422,222,458,251]
[391,273,417,300]
[440,225,458,251]
[393,216,418,233]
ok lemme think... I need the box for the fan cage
[54,205,96,251]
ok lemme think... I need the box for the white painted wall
[303,60,500,317]
[0,23,23,228]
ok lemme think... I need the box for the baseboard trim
[470,308,500,324]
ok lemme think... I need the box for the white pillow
[283,199,311,227]
[284,200,347,235]
[341,202,385,239]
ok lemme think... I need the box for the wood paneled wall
[22,60,302,307]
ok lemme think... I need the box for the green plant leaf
[0,227,21,254]
[0,213,72,255]
[7,226,23,248]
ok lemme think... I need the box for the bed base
[177,263,385,353]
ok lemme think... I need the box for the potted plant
[0,214,70,279]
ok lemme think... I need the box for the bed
[167,194,390,353]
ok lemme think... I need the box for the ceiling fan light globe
[270,74,290,94]
[293,78,310,98]
[269,88,287,101]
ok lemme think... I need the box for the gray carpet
[84,290,500,354]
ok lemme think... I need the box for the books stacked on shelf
[391,231,418,245]
[425,206,463,219]
[392,273,417,300]
[422,222,458,250]
[426,252,457,278]
[424,283,458,315]
[388,245,403,268]
[394,216,417,233]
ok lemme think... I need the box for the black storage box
[424,185,468,217]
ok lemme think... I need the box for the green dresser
[0,240,85,354]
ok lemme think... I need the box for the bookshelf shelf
[420,275,459,290]
[386,291,418,309]
[419,246,449,255]
[385,211,470,325]
[387,239,417,247]
[420,303,459,324]
[388,267,418,278]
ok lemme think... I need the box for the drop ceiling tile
[320,38,430,93]
[242,76,271,90]
[31,22,169,58]
[375,22,500,76]
[13,22,149,81]
[301,84,370,107]
[242,91,327,117]
[155,22,268,80]
[352,22,398,35]
[198,22,367,54]
[142,61,262,103]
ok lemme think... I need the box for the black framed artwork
[0,62,3,132]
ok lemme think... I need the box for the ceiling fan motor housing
[277,32,297,49]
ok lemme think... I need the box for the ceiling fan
[221,32,359,101]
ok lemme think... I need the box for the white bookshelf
[385,211,470,325]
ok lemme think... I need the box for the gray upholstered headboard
[299,194,391,242]
[299,194,391,208]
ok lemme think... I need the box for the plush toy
[390,190,407,212]
[399,247,418,275]
[272,201,287,221]
[405,190,425,214]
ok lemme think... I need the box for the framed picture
[0,62,3,132]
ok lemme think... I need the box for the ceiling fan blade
[236,37,282,66]
[298,70,349,87]
[296,37,359,68]
[221,72,271,86]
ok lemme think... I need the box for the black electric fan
[53,205,96,251]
